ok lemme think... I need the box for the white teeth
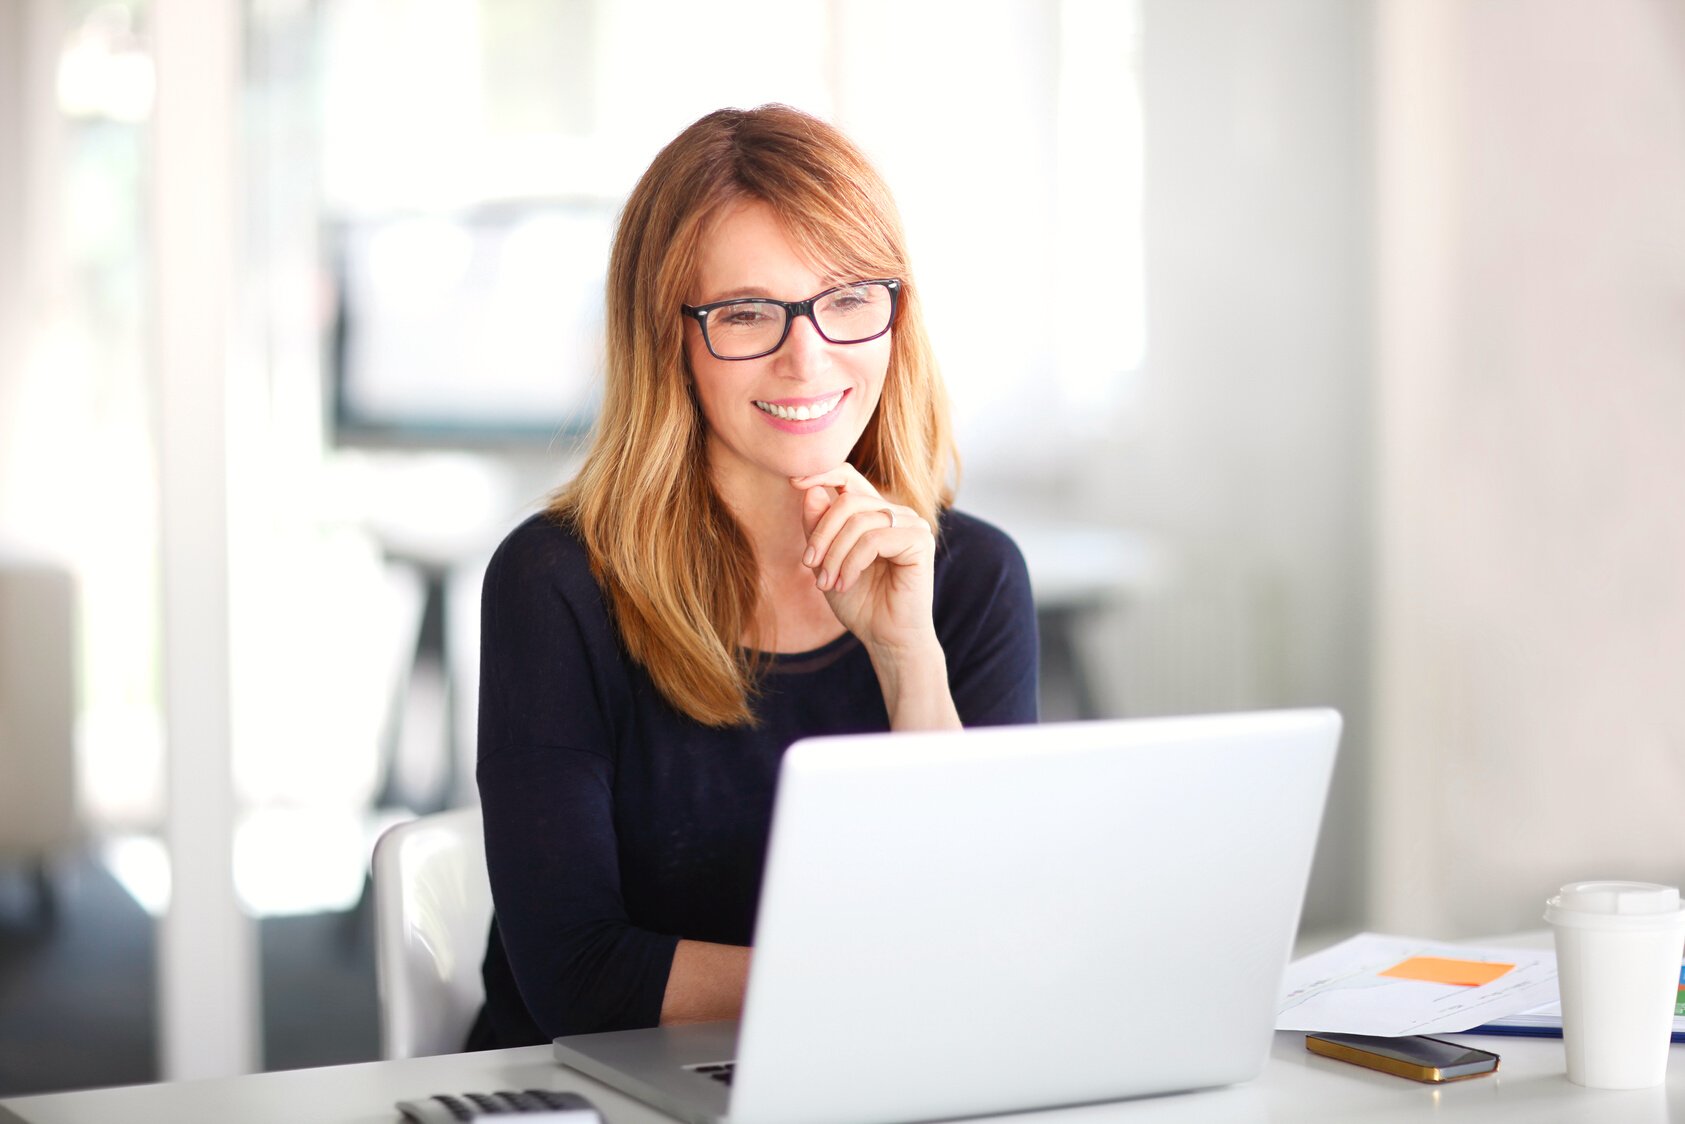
[755,392,843,422]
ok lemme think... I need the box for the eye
[713,303,779,329]
[821,287,872,313]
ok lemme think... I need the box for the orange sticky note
[1379,956,1515,987]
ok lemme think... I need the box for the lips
[752,390,846,423]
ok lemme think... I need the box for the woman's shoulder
[930,508,1038,703]
[935,508,1029,574]
[931,507,1034,621]
[483,508,604,610]
[489,507,586,565]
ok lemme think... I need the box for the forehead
[691,198,842,302]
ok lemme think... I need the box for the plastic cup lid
[1544,881,1685,928]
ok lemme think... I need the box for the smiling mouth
[752,391,846,423]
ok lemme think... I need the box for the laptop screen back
[727,709,1340,1124]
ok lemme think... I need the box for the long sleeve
[469,509,1036,1050]
[934,511,1041,728]
[475,519,679,1041]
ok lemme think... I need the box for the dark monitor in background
[328,200,614,448]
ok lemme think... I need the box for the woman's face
[684,199,891,495]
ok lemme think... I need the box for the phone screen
[1336,1035,1495,1069]
[1309,1032,1500,1079]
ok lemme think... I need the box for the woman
[469,105,1038,1049]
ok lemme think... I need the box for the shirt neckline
[747,629,862,673]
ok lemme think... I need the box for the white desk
[8,928,1685,1124]
[3,1030,1683,1124]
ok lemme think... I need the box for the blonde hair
[552,105,956,727]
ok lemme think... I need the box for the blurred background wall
[1372,0,1685,936]
[1,0,1683,1097]
[1121,0,1372,937]
[0,7,19,437]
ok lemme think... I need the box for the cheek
[688,351,762,434]
[853,339,892,403]
[683,338,726,416]
[690,367,730,429]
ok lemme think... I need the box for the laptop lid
[556,709,1339,1124]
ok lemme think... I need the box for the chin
[784,432,867,478]
[782,450,844,478]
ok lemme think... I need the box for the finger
[799,484,833,543]
[790,462,880,500]
[817,505,907,591]
[832,522,927,593]
[805,492,896,577]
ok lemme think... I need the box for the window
[313,0,1144,454]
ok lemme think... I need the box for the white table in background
[1010,521,1164,719]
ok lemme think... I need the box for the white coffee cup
[1544,880,1685,1089]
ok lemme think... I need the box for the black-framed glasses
[681,278,901,361]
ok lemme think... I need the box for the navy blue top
[468,508,1038,1048]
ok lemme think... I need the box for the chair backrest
[0,556,77,856]
[372,806,492,1059]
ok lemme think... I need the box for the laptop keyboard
[687,1062,735,1086]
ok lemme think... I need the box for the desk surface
[7,931,1683,1124]
[3,1030,1683,1124]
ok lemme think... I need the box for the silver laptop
[553,709,1340,1124]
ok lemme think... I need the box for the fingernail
[818,569,830,589]
[803,547,815,567]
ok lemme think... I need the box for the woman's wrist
[866,634,961,731]
[660,939,751,1026]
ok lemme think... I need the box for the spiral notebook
[1474,964,1685,1042]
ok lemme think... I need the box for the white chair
[0,553,77,922]
[371,806,492,1059]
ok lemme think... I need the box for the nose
[773,310,831,376]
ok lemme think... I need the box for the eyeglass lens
[703,281,894,359]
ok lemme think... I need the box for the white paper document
[1481,961,1685,1038]
[1276,932,1562,1036]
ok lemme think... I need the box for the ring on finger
[879,506,897,529]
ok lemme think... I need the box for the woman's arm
[478,520,681,1041]
[660,940,753,1025]
[791,466,962,732]
[791,475,1037,731]
[480,742,681,1040]
[930,511,1040,728]
[863,634,961,731]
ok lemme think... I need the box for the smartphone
[1305,1032,1500,1083]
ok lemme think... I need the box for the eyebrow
[700,278,858,304]
[710,286,777,301]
